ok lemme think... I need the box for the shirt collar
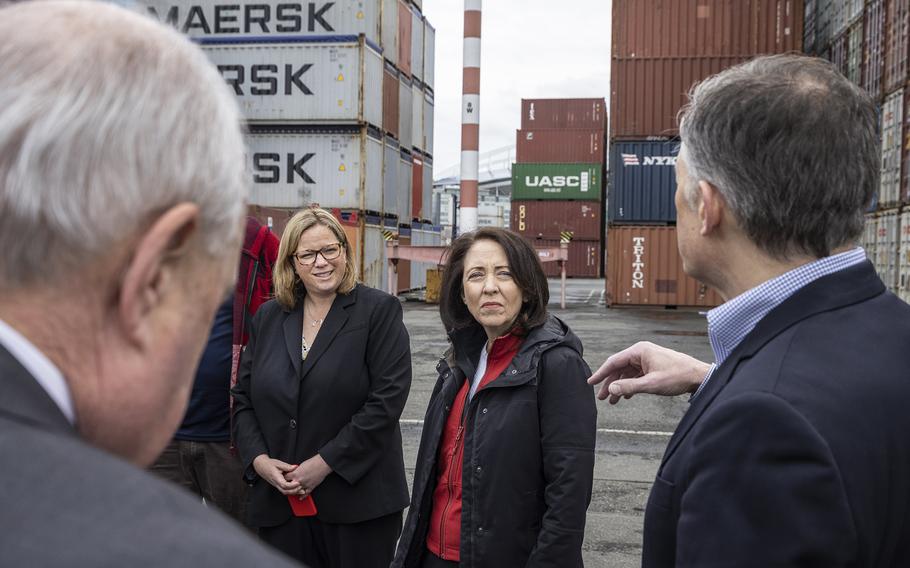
[706,247,867,366]
[0,317,76,425]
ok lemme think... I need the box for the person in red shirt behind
[392,227,597,568]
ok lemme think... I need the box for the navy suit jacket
[643,261,910,567]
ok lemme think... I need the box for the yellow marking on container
[381,230,396,241]
[336,73,344,82]
[560,231,574,243]
[357,11,364,19]
[339,164,347,172]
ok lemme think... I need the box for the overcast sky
[422,1,612,177]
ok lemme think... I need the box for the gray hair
[678,54,879,259]
[0,1,247,288]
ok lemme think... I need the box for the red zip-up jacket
[426,332,523,561]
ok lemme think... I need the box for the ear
[697,181,724,236]
[117,203,201,347]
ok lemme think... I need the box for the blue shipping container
[609,140,678,224]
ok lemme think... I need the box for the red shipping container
[398,0,412,77]
[412,154,424,221]
[520,98,607,130]
[397,231,411,293]
[383,63,400,139]
[610,56,749,139]
[515,129,605,164]
[606,225,722,307]
[510,200,602,240]
[884,0,910,94]
[527,238,602,278]
[613,0,803,59]
[863,0,885,100]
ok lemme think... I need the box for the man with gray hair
[590,55,910,566]
[0,2,298,565]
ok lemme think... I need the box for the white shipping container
[423,20,435,90]
[141,0,382,44]
[411,7,424,82]
[381,0,399,66]
[399,76,414,150]
[203,40,383,125]
[899,208,910,303]
[411,82,424,152]
[863,212,878,260]
[398,150,413,221]
[246,127,383,210]
[362,216,396,291]
[423,90,435,156]
[410,223,442,290]
[876,208,901,291]
[383,138,400,217]
[880,89,904,207]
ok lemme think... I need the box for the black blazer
[643,261,910,567]
[232,284,412,526]
[0,346,298,567]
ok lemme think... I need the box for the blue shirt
[692,248,868,400]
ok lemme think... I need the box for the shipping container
[511,163,603,200]
[884,0,910,93]
[398,149,413,221]
[863,0,885,99]
[142,0,383,44]
[412,154,424,221]
[397,0,412,76]
[875,208,901,291]
[411,7,424,83]
[516,129,605,164]
[862,212,878,261]
[846,19,862,85]
[612,0,802,58]
[606,225,723,307]
[410,222,444,290]
[804,0,818,54]
[422,155,433,220]
[525,238,602,278]
[396,226,411,293]
[411,82,424,152]
[610,56,749,139]
[898,207,910,302]
[246,204,297,239]
[362,214,396,291]
[609,140,678,224]
[399,75,413,150]
[423,90,435,156]
[246,125,383,210]
[829,29,849,78]
[902,88,910,204]
[881,89,903,208]
[383,137,400,217]
[383,63,400,139]
[520,98,607,130]
[423,20,436,90]
[381,0,399,66]
[203,40,382,125]
[510,200,602,240]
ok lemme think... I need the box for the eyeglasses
[293,243,343,265]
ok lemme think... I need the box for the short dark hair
[679,54,879,259]
[439,227,549,333]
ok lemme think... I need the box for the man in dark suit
[589,55,910,566]
[0,2,297,565]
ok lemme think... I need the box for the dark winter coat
[393,314,597,568]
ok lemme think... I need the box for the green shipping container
[511,163,602,200]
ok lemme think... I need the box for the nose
[313,253,330,267]
[482,274,498,294]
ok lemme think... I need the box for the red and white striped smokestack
[459,0,481,233]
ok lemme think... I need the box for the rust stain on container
[520,98,607,130]
[515,129,605,164]
[612,0,803,59]
[383,63,400,139]
[606,225,722,307]
[510,200,602,240]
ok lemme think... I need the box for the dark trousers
[150,440,250,527]
[259,510,402,568]
[420,549,459,568]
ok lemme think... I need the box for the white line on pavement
[400,419,673,437]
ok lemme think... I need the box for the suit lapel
[0,345,74,434]
[299,287,358,381]
[660,261,885,469]
[283,305,303,377]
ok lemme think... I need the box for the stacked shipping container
[608,0,803,307]
[510,98,607,278]
[139,0,436,292]
[809,0,910,301]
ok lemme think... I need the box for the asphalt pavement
[399,278,714,568]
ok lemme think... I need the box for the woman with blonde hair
[232,207,412,567]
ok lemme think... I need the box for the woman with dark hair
[392,227,596,568]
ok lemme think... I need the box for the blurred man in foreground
[0,2,298,565]
[590,55,910,566]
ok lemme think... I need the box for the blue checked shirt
[691,247,868,400]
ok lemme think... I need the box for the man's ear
[117,203,201,347]
[697,181,724,236]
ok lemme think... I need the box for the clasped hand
[252,453,333,496]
